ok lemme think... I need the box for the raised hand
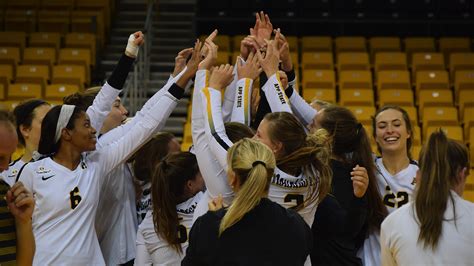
[351,165,369,198]
[200,29,218,60]
[172,47,194,77]
[199,41,218,70]
[176,39,203,87]
[7,182,35,224]
[240,35,259,61]
[251,11,273,47]
[209,64,234,90]
[125,31,145,58]
[255,39,280,78]
[237,52,262,80]
[274,28,292,72]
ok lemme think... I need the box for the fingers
[178,47,193,58]
[206,29,218,42]
[255,48,264,62]
[14,196,34,209]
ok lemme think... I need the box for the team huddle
[0,11,473,266]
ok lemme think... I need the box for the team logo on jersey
[177,201,198,215]
[271,173,310,188]
[36,166,51,174]
[7,169,18,178]
[41,174,55,181]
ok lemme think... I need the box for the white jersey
[136,180,152,224]
[200,80,318,226]
[381,191,474,266]
[135,191,204,265]
[358,157,419,266]
[0,158,27,186]
[21,84,181,265]
[95,163,137,265]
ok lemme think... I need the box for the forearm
[230,78,253,125]
[16,219,35,266]
[261,73,292,113]
[285,85,317,126]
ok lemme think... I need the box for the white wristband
[125,34,139,58]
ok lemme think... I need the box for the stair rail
[124,0,156,115]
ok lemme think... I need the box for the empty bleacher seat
[335,37,367,53]
[415,71,449,92]
[375,52,408,72]
[411,53,445,81]
[45,84,80,100]
[0,84,5,100]
[339,89,374,106]
[458,90,474,118]
[15,65,49,87]
[404,37,436,64]
[418,89,453,111]
[0,32,26,51]
[454,70,474,101]
[422,106,458,128]
[303,89,336,104]
[37,10,70,35]
[0,64,14,88]
[439,37,471,63]
[52,65,87,89]
[339,71,372,90]
[0,101,20,111]
[346,106,376,125]
[7,83,42,99]
[378,89,414,107]
[303,69,335,89]
[404,106,419,127]
[29,32,61,50]
[337,52,370,71]
[4,8,36,33]
[58,48,92,84]
[377,70,411,91]
[216,52,229,65]
[302,52,333,70]
[369,37,401,60]
[41,0,75,10]
[301,36,332,52]
[0,47,21,67]
[71,10,106,47]
[426,126,463,142]
[449,53,474,79]
[463,106,474,139]
[23,47,57,67]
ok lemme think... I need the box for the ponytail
[220,138,275,235]
[415,130,469,250]
[151,152,199,253]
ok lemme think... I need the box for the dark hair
[132,132,176,183]
[320,106,388,231]
[263,112,333,208]
[37,105,84,155]
[372,105,413,160]
[0,110,16,131]
[416,130,469,250]
[224,122,255,142]
[13,99,49,146]
[63,87,101,111]
[151,152,200,253]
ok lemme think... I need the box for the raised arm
[92,41,201,180]
[87,31,144,136]
[188,36,234,205]
[230,52,261,125]
[201,64,235,170]
[256,39,292,113]
[97,47,194,148]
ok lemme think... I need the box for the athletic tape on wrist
[125,34,139,58]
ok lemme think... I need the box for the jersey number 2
[69,186,82,210]
[284,194,304,210]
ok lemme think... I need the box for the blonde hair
[219,138,276,235]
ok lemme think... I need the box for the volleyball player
[358,105,419,265]
[19,38,202,265]
[381,130,473,265]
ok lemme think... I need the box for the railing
[123,0,155,115]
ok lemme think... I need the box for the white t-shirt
[135,191,204,265]
[381,191,474,266]
[358,157,418,266]
[21,85,180,265]
[136,180,152,224]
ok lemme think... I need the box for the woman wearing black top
[182,138,312,265]
[311,106,388,265]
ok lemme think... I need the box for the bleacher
[0,0,112,109]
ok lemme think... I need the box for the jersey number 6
[69,186,82,210]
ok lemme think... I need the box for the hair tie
[252,160,266,168]
[356,123,363,135]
